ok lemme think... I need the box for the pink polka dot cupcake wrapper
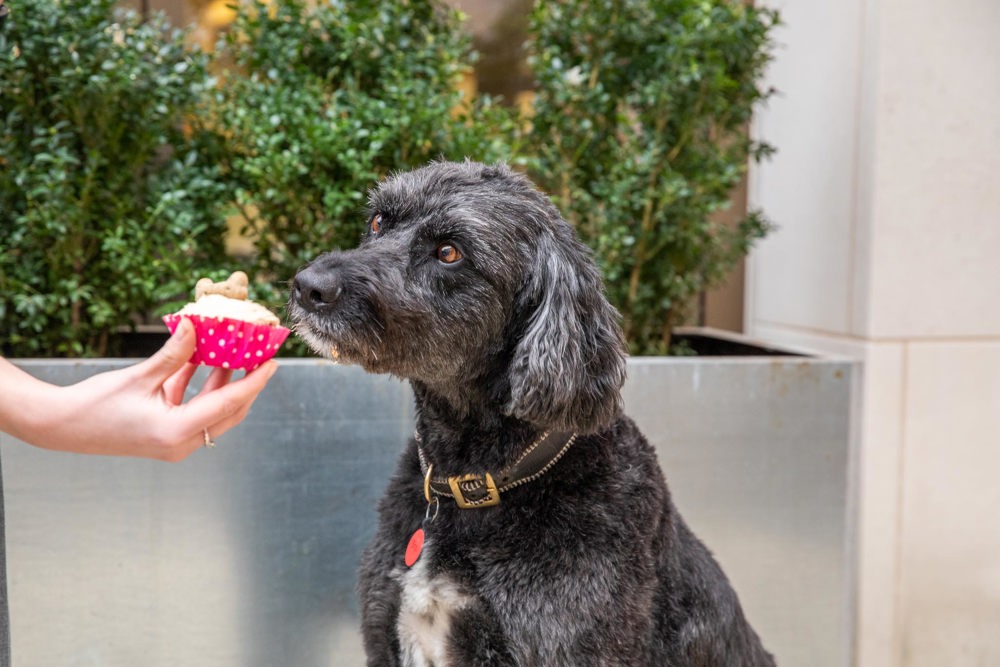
[163,314,290,371]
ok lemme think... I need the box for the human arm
[0,318,277,462]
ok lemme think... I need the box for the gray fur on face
[289,160,775,666]
[290,160,626,433]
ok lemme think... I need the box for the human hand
[38,319,277,461]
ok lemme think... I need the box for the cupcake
[163,271,289,370]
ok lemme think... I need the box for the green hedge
[205,0,518,314]
[527,0,779,354]
[0,0,227,356]
[0,0,777,358]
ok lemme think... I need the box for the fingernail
[172,320,188,338]
[172,318,193,341]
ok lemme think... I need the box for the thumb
[138,318,196,381]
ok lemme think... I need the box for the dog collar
[416,430,577,509]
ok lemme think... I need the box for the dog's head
[288,160,626,433]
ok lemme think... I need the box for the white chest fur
[395,553,473,667]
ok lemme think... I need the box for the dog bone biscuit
[195,271,250,301]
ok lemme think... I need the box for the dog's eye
[370,214,383,236]
[436,243,463,264]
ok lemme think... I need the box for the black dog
[289,161,775,666]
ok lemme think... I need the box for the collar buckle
[448,472,501,509]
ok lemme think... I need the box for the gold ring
[203,428,215,448]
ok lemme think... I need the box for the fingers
[173,361,278,438]
[202,399,256,448]
[163,363,198,406]
[159,430,212,464]
[165,406,247,463]
[137,319,196,387]
[200,366,234,394]
[152,361,277,462]
[162,363,236,407]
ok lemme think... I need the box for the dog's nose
[292,264,342,312]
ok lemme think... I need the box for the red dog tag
[405,528,425,567]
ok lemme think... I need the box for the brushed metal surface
[623,358,858,667]
[2,356,856,666]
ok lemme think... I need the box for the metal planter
[3,347,857,666]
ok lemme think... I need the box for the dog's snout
[292,264,342,312]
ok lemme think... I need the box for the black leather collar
[416,431,577,509]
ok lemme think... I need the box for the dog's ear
[505,227,627,434]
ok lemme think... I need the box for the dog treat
[195,270,250,301]
[163,271,289,370]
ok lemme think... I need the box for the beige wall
[746,0,1000,665]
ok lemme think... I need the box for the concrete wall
[746,1,1000,664]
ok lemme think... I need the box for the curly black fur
[289,160,775,666]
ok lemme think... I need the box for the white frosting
[176,294,280,326]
